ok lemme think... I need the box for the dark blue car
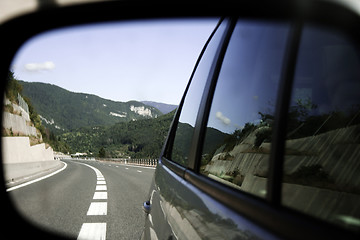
[141,4,360,239]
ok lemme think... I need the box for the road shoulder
[6,160,67,191]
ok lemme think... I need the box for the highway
[7,159,155,239]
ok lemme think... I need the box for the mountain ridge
[19,81,163,133]
[141,101,178,114]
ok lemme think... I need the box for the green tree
[5,71,23,103]
[98,147,106,158]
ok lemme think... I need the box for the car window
[200,20,289,198]
[169,20,228,166]
[282,25,360,232]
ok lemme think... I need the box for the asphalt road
[7,159,155,239]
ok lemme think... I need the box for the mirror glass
[3,19,218,238]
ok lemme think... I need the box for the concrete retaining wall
[2,137,54,164]
[2,136,58,183]
[2,112,37,136]
[3,160,61,183]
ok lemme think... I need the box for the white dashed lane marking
[96,185,107,191]
[75,162,108,240]
[93,192,108,200]
[77,223,106,240]
[87,202,107,216]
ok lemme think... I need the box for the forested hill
[19,81,163,134]
[61,111,176,158]
[61,110,229,159]
[18,80,228,158]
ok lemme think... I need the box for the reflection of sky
[207,21,289,133]
[178,20,228,127]
[291,26,360,115]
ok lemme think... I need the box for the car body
[141,3,360,240]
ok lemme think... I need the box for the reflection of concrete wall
[282,182,360,228]
[205,153,269,178]
[205,125,360,189]
[285,125,360,188]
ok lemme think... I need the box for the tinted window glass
[282,25,360,232]
[201,21,289,198]
[170,20,228,166]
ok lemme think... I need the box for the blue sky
[11,19,218,105]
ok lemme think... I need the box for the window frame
[161,17,232,173]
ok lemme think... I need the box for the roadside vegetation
[4,71,70,153]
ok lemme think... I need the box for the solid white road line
[87,202,107,215]
[6,161,67,192]
[77,223,106,240]
[96,185,107,191]
[76,162,103,177]
[93,192,108,200]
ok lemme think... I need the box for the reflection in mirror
[282,25,360,233]
[200,21,289,198]
[2,19,217,238]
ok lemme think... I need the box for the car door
[142,17,291,240]
[141,17,232,240]
[143,13,360,240]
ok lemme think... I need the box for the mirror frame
[1,0,360,239]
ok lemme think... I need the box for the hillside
[19,81,163,133]
[61,110,229,159]
[3,72,70,153]
[61,111,176,158]
[17,80,228,158]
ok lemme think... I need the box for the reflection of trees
[281,99,360,193]
[285,98,360,139]
[223,123,256,151]
[258,97,360,140]
[171,122,195,166]
[203,97,360,162]
[201,119,271,168]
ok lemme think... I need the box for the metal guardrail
[95,158,158,168]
